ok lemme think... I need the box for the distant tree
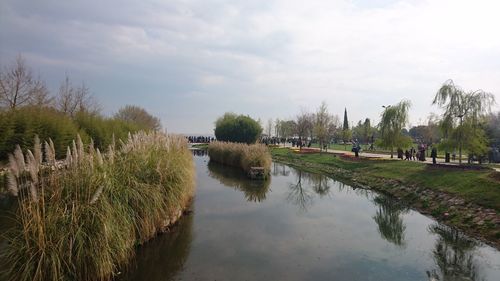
[214,113,262,144]
[296,111,314,146]
[266,118,273,137]
[433,80,495,164]
[378,100,412,158]
[363,118,372,144]
[485,112,500,146]
[274,118,281,138]
[343,108,349,130]
[313,102,332,152]
[115,105,161,131]
[56,75,100,117]
[278,120,296,139]
[328,114,342,144]
[0,55,51,109]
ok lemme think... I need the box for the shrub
[0,132,195,281]
[73,111,141,150]
[214,113,262,144]
[208,141,271,175]
[0,106,84,160]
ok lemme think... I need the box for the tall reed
[207,141,271,175]
[0,132,195,281]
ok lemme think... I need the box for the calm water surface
[120,154,500,281]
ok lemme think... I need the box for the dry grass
[207,141,271,175]
[0,132,195,281]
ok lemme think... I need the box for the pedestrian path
[282,145,500,172]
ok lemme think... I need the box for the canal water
[119,154,500,281]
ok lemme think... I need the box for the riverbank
[271,147,500,249]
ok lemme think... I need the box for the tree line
[0,55,162,160]
[265,80,497,162]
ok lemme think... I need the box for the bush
[214,113,262,144]
[208,141,271,175]
[0,132,195,281]
[0,107,84,160]
[73,111,141,150]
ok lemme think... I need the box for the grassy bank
[208,142,271,175]
[271,148,500,247]
[0,132,195,281]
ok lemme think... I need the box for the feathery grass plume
[72,140,78,164]
[49,138,56,162]
[8,153,19,178]
[90,185,104,204]
[44,141,52,165]
[66,146,73,167]
[107,144,115,164]
[26,150,39,184]
[34,135,42,164]
[96,148,104,167]
[14,145,26,172]
[89,138,95,157]
[6,172,18,196]
[77,134,84,161]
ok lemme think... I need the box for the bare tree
[0,55,50,109]
[266,118,273,137]
[296,110,314,146]
[56,75,100,116]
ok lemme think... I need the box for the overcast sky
[1,0,499,134]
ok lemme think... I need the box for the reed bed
[207,141,271,175]
[0,132,195,281]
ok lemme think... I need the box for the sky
[1,0,499,134]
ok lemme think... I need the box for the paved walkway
[283,145,500,172]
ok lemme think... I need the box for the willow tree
[378,100,412,158]
[433,80,495,164]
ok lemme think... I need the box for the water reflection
[286,170,315,212]
[285,167,334,212]
[207,161,271,202]
[372,195,409,247]
[272,162,290,177]
[426,224,483,281]
[118,211,194,281]
[191,149,208,157]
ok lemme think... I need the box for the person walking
[431,147,437,164]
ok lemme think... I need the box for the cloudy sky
[1,0,499,134]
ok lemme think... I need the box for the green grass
[271,147,500,210]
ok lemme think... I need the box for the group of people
[399,144,429,162]
[187,136,214,143]
[261,137,312,148]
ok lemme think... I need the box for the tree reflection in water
[272,162,290,177]
[286,170,315,212]
[286,169,333,212]
[426,224,483,281]
[118,210,194,281]
[372,195,409,247]
[207,161,271,202]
